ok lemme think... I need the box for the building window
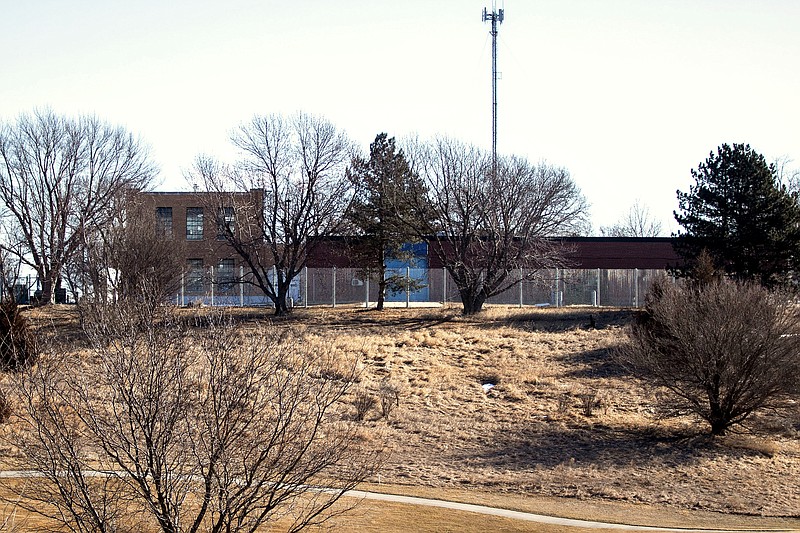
[217,258,236,292]
[217,207,235,240]
[186,207,203,240]
[186,259,204,293]
[156,207,173,237]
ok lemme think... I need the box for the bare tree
[599,200,663,237]
[774,155,800,190]
[617,278,800,436]
[5,287,380,532]
[67,195,185,304]
[0,240,25,303]
[403,137,588,315]
[0,110,156,304]
[189,112,353,316]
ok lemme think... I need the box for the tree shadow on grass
[271,306,461,331]
[559,345,631,379]
[475,308,636,334]
[469,422,710,472]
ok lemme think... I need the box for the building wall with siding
[309,236,681,270]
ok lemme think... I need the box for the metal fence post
[365,269,370,308]
[634,268,640,307]
[442,268,447,306]
[304,266,308,308]
[180,272,185,306]
[596,268,601,307]
[555,268,560,307]
[332,266,337,308]
[406,267,411,308]
[210,266,214,307]
[518,268,524,308]
[239,266,244,307]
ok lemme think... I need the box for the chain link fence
[171,266,664,308]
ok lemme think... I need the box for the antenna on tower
[483,2,504,173]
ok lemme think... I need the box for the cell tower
[483,3,504,170]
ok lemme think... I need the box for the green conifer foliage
[675,143,800,286]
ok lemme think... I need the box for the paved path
[1,471,794,532]
[344,489,798,532]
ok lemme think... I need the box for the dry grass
[7,304,800,531]
[280,305,800,520]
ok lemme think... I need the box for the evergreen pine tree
[675,143,800,286]
[346,133,429,310]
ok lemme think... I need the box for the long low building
[130,190,681,307]
[306,236,682,270]
[553,237,681,270]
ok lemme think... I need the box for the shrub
[617,278,800,436]
[0,388,12,423]
[556,392,571,414]
[353,390,376,421]
[0,299,35,371]
[378,381,400,419]
[577,390,599,417]
[8,302,381,533]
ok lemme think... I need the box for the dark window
[186,259,204,293]
[186,207,203,240]
[156,207,173,237]
[217,258,236,292]
[217,207,235,240]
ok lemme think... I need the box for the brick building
[131,189,267,304]
[129,189,681,307]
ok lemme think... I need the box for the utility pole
[483,3,504,172]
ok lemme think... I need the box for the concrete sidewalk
[344,489,797,532]
[0,470,793,532]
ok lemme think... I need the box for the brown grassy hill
[21,304,800,519]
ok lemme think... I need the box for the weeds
[0,300,35,371]
[379,381,400,419]
[578,390,599,417]
[557,393,571,414]
[353,390,377,421]
[0,387,12,423]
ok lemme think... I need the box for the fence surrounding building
[172,266,665,308]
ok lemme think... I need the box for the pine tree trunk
[376,261,387,311]
[376,278,386,311]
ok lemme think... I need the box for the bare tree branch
[187,112,353,316]
[0,110,156,304]
[599,200,663,237]
[403,137,588,314]
[5,290,381,532]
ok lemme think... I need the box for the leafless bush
[0,387,11,424]
[378,381,400,419]
[105,200,185,303]
[4,292,382,533]
[353,389,377,421]
[0,300,35,371]
[617,278,800,436]
[556,392,571,414]
[577,390,599,417]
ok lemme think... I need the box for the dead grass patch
[7,304,800,524]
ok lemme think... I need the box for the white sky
[2,0,798,235]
